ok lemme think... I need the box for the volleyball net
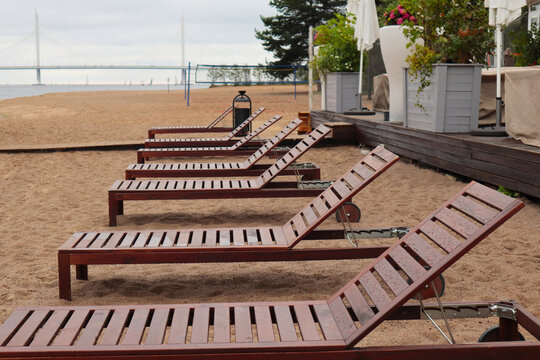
[194,64,308,85]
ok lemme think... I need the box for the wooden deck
[311,111,540,199]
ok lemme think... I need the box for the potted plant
[400,0,494,133]
[379,4,419,123]
[312,13,361,113]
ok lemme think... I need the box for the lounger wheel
[335,202,361,223]
[478,326,525,342]
[408,266,445,300]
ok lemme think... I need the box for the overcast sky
[0,0,279,84]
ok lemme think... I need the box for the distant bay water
[0,83,209,101]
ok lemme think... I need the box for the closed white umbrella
[485,0,526,129]
[346,0,379,112]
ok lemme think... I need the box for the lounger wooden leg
[137,152,145,164]
[75,265,88,281]
[118,200,124,215]
[109,193,118,226]
[148,132,155,139]
[58,253,72,300]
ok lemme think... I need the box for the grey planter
[325,72,359,113]
[403,64,482,133]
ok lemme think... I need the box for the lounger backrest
[241,118,303,168]
[226,107,266,140]
[230,115,282,150]
[326,182,523,347]
[253,125,332,188]
[206,105,234,128]
[282,145,399,247]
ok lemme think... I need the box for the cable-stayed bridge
[0,12,187,84]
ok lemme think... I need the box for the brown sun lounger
[147,105,234,138]
[145,107,268,148]
[2,183,533,359]
[137,113,285,163]
[110,142,395,226]
[126,120,326,180]
[65,146,399,297]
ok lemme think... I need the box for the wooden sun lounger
[110,141,394,226]
[137,113,285,163]
[126,120,325,180]
[145,107,267,148]
[2,183,533,359]
[147,105,234,138]
[67,146,400,297]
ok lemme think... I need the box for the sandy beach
[0,85,538,347]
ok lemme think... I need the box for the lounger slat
[219,230,231,246]
[312,197,330,218]
[118,232,136,248]
[168,307,190,344]
[205,230,217,247]
[452,195,498,224]
[122,308,150,345]
[254,306,275,342]
[76,309,109,346]
[162,232,175,247]
[213,306,230,343]
[373,259,409,296]
[74,232,97,249]
[177,231,190,247]
[302,205,319,226]
[259,228,274,245]
[147,232,163,247]
[0,310,30,346]
[343,285,374,325]
[342,172,363,189]
[404,233,444,267]
[435,208,479,238]
[332,180,352,200]
[280,223,297,245]
[99,308,130,346]
[271,227,289,246]
[353,164,374,181]
[274,305,298,342]
[388,246,426,282]
[53,309,90,346]
[88,233,110,249]
[191,307,210,344]
[327,298,357,339]
[291,214,308,237]
[359,272,392,310]
[293,304,320,341]
[182,230,199,247]
[246,229,258,245]
[144,308,169,345]
[30,309,70,347]
[420,221,461,253]
[312,304,343,341]
[321,189,340,208]
[466,182,516,210]
[233,229,245,246]
[234,306,253,343]
[6,309,49,347]
[132,231,151,248]
[363,155,385,171]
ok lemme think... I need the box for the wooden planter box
[403,64,482,133]
[325,72,359,113]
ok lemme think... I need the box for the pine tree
[255,0,347,79]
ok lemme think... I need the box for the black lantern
[232,90,252,136]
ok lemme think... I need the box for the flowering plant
[311,13,360,77]
[399,0,494,108]
[383,5,417,26]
